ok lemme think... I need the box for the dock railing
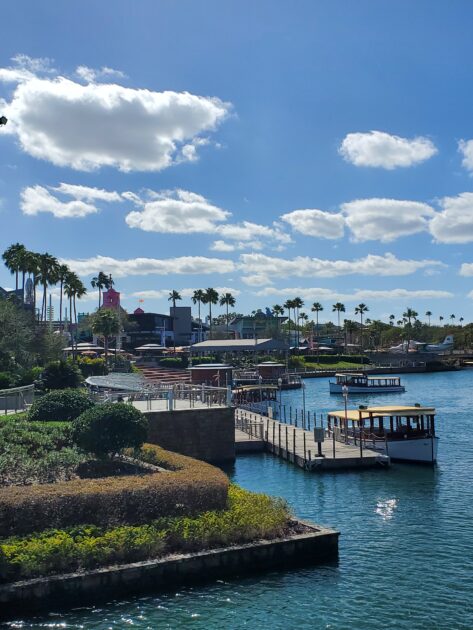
[91,382,230,411]
[0,384,35,415]
[235,408,264,440]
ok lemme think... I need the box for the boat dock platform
[235,408,390,471]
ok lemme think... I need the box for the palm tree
[272,304,284,335]
[168,290,182,353]
[344,319,358,352]
[354,303,369,350]
[403,308,418,328]
[292,297,304,349]
[57,264,70,331]
[23,250,40,318]
[91,271,109,309]
[311,302,324,334]
[89,308,121,363]
[283,299,294,345]
[460,317,464,327]
[2,243,27,293]
[64,271,81,357]
[219,292,236,337]
[425,311,432,326]
[397,320,403,327]
[332,302,346,329]
[203,288,219,339]
[192,289,206,342]
[37,253,60,322]
[439,315,444,325]
[389,314,395,326]
[450,314,456,326]
[298,312,309,342]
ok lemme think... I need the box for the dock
[235,408,389,471]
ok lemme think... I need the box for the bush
[302,354,370,364]
[0,444,229,537]
[72,403,148,458]
[0,485,289,582]
[76,357,108,378]
[39,360,83,390]
[0,372,14,389]
[192,356,217,365]
[28,389,94,423]
[17,366,43,386]
[158,357,188,369]
[288,356,305,369]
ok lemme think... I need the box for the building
[229,311,286,339]
[127,306,204,349]
[190,338,289,356]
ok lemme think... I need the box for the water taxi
[329,373,405,394]
[233,384,279,416]
[327,405,438,463]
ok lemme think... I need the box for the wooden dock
[235,409,390,471]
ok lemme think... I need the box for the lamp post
[342,383,349,443]
[301,380,306,428]
[277,377,283,420]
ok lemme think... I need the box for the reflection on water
[4,371,473,629]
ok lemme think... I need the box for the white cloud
[126,189,229,233]
[2,66,230,171]
[255,287,453,301]
[458,139,473,174]
[131,286,241,300]
[61,255,235,278]
[20,185,98,218]
[75,65,126,83]
[0,54,55,84]
[341,198,435,242]
[460,263,473,277]
[339,130,437,169]
[125,190,290,248]
[281,209,345,239]
[430,192,473,243]
[52,183,122,203]
[239,252,444,285]
[210,240,236,252]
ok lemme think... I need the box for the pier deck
[235,409,390,471]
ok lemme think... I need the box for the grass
[0,485,291,582]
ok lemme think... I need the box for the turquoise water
[5,371,473,629]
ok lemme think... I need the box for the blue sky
[1,0,473,324]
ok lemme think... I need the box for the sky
[1,0,473,325]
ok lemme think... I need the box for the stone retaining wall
[145,407,235,463]
[0,521,339,619]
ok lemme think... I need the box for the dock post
[295,409,298,427]
[272,422,276,453]
[333,428,336,459]
[289,407,292,425]
[266,417,269,442]
[278,424,281,456]
[284,405,287,423]
[293,428,296,460]
[308,411,311,431]
[285,425,288,458]
[303,432,307,461]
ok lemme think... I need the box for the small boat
[233,384,279,416]
[329,373,405,394]
[326,405,438,463]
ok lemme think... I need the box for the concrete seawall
[0,521,339,619]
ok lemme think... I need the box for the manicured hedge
[0,444,229,538]
[28,389,94,422]
[158,357,188,369]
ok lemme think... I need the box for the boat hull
[329,383,405,394]
[369,436,439,463]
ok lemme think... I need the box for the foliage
[302,354,370,364]
[76,356,108,377]
[158,357,188,368]
[0,444,229,538]
[0,297,34,368]
[87,309,122,358]
[72,403,148,458]
[39,360,83,390]
[192,356,217,365]
[28,389,94,422]
[288,356,305,368]
[0,485,290,582]
[0,419,85,486]
[34,328,67,365]
[0,372,14,389]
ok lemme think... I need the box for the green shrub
[158,357,188,368]
[72,403,148,458]
[39,360,83,390]
[17,366,43,386]
[192,356,217,365]
[28,389,94,423]
[0,444,229,537]
[0,372,14,389]
[288,356,305,368]
[302,354,370,364]
[76,357,108,378]
[0,485,289,582]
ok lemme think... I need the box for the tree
[57,264,70,331]
[64,272,87,357]
[37,253,60,322]
[439,315,444,325]
[272,304,284,334]
[168,290,182,353]
[332,302,346,329]
[91,271,109,309]
[389,314,395,326]
[354,303,369,350]
[2,243,26,293]
[283,299,295,345]
[460,317,464,327]
[450,314,456,325]
[0,296,34,368]
[402,308,418,328]
[425,311,432,326]
[192,289,206,342]
[293,297,304,349]
[23,250,40,318]
[202,288,219,339]
[344,319,358,352]
[89,308,121,362]
[219,292,236,336]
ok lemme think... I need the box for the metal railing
[91,382,231,411]
[0,384,35,415]
[235,408,264,439]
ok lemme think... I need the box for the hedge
[158,357,188,369]
[0,444,229,538]
[28,389,94,422]
[303,354,370,364]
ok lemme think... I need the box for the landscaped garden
[0,390,293,585]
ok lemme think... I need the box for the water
[4,371,473,629]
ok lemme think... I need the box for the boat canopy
[328,405,435,421]
[233,384,278,391]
